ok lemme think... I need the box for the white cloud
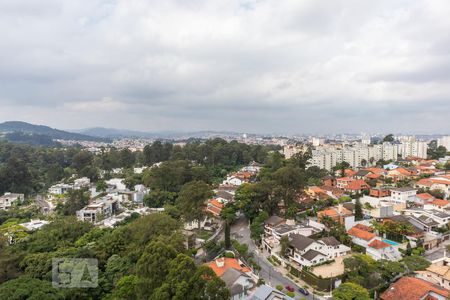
[0,0,449,133]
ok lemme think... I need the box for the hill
[0,121,109,142]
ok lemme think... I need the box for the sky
[0,0,449,135]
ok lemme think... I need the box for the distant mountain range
[0,121,109,142]
[75,127,244,139]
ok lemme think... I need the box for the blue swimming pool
[382,239,400,246]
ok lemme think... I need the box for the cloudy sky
[1,0,449,134]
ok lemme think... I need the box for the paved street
[231,215,328,300]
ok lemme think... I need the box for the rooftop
[380,277,450,300]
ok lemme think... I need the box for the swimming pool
[382,239,400,246]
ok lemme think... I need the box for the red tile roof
[381,277,450,300]
[417,193,435,200]
[348,226,376,241]
[206,257,251,277]
[431,199,449,207]
[368,239,391,249]
[346,179,369,191]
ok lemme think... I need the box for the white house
[74,177,90,189]
[390,187,417,204]
[48,183,73,195]
[76,197,120,223]
[0,193,25,210]
[347,225,402,261]
[106,178,128,191]
[366,239,402,261]
[288,234,350,267]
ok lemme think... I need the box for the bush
[286,291,295,298]
[276,285,283,291]
[224,252,235,258]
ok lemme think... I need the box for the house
[215,190,234,203]
[322,175,336,187]
[416,176,450,198]
[366,239,402,261]
[247,284,294,300]
[347,226,376,248]
[74,177,90,189]
[317,236,351,258]
[133,185,149,203]
[317,205,353,225]
[353,170,372,180]
[48,183,72,195]
[263,223,319,254]
[222,171,253,186]
[415,193,435,206]
[403,208,450,231]
[380,277,450,300]
[220,268,255,300]
[390,187,417,204]
[264,215,286,235]
[288,234,329,268]
[20,219,49,231]
[223,176,245,186]
[429,199,450,211]
[0,193,25,210]
[336,177,369,194]
[387,167,417,181]
[369,187,390,198]
[106,178,127,191]
[416,262,450,290]
[76,196,120,223]
[206,199,224,217]
[206,257,252,277]
[287,234,350,268]
[347,225,402,261]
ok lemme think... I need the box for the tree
[403,255,430,272]
[383,134,395,143]
[406,242,412,256]
[354,198,363,221]
[144,190,176,208]
[177,181,213,228]
[279,235,290,258]
[332,282,370,300]
[220,205,236,249]
[250,211,269,241]
[0,276,65,300]
[96,180,107,192]
[135,241,178,299]
[361,159,367,167]
[272,165,305,211]
[58,188,89,216]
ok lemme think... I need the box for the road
[231,215,328,300]
[35,195,53,214]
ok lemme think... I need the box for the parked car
[285,285,294,292]
[298,287,309,295]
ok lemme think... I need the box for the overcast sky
[0,0,449,134]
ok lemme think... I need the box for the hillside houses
[76,194,120,223]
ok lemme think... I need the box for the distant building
[0,193,25,210]
[76,196,120,223]
[48,183,72,195]
[438,136,450,150]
